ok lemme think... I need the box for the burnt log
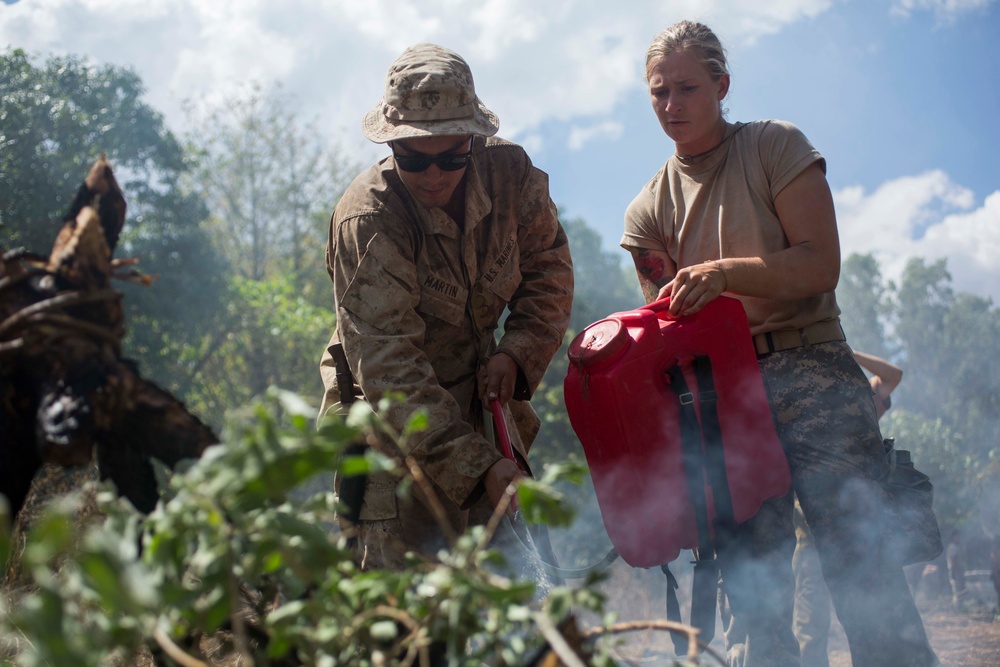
[0,155,215,522]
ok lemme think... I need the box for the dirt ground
[584,558,1000,666]
[827,588,1000,667]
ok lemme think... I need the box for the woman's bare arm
[664,162,841,316]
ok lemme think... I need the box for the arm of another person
[854,350,903,418]
[658,162,841,317]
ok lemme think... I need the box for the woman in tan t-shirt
[620,19,936,667]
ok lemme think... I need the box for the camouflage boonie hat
[362,43,500,144]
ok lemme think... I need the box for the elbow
[810,263,840,295]
[818,272,839,294]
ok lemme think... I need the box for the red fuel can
[565,295,790,567]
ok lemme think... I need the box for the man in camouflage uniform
[318,43,573,571]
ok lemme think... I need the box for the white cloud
[567,120,624,150]
[890,0,995,22]
[726,0,834,45]
[0,0,842,153]
[835,172,1000,302]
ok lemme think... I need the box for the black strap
[662,354,747,655]
[692,355,736,528]
[665,361,719,653]
[329,342,365,530]
[666,364,713,556]
[329,342,357,407]
[661,563,689,655]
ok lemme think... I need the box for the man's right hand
[484,457,523,516]
[479,352,518,406]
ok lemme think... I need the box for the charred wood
[0,155,215,523]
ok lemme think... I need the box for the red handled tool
[488,398,619,581]
[489,397,525,510]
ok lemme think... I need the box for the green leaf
[404,409,430,435]
[515,479,575,527]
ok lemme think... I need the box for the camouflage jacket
[319,135,573,512]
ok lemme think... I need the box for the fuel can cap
[568,318,628,369]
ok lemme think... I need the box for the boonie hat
[362,43,500,144]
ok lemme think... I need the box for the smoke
[550,313,957,660]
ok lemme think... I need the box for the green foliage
[840,253,1000,529]
[1,390,624,666]
[892,258,955,419]
[1,48,177,250]
[891,259,1000,487]
[0,52,353,420]
[178,275,333,426]
[165,83,360,420]
[836,253,894,359]
[560,216,642,331]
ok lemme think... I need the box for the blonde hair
[645,20,729,83]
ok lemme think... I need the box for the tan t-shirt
[621,119,840,335]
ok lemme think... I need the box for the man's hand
[484,457,523,516]
[479,352,518,406]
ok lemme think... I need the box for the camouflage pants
[352,476,553,574]
[719,341,937,667]
[352,478,495,571]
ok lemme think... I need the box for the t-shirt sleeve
[758,120,826,198]
[620,168,667,252]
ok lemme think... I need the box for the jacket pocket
[417,277,468,327]
[487,248,521,302]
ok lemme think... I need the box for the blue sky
[2,0,998,300]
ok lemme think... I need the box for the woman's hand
[662,259,728,316]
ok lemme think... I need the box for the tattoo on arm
[632,248,670,304]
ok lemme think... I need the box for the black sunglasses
[392,149,473,173]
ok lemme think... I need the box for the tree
[837,253,895,359]
[183,84,353,288]
[0,48,227,406]
[892,258,954,420]
[561,215,642,331]
[179,275,333,422]
[888,257,1000,527]
[181,85,355,404]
